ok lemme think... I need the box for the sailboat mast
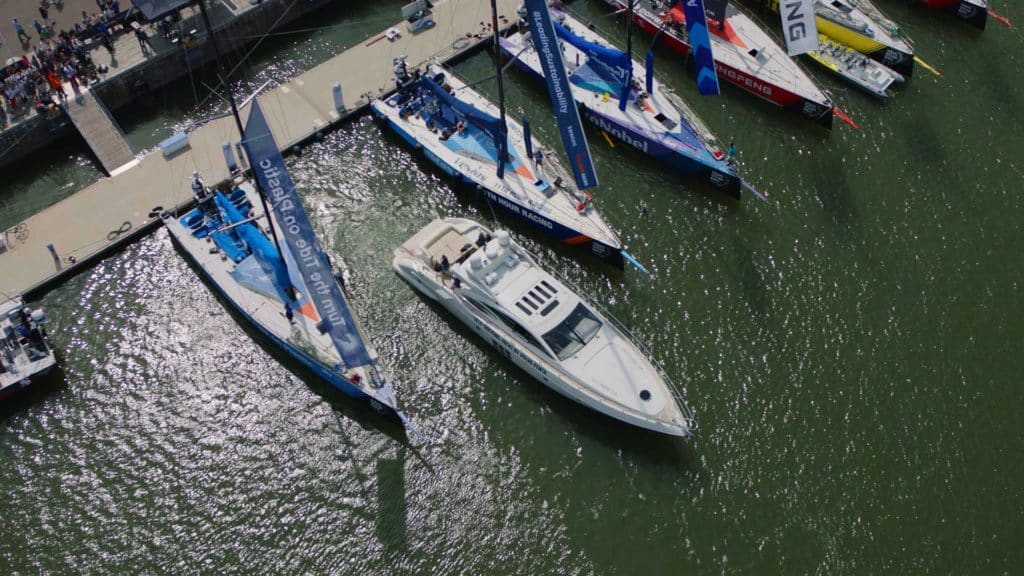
[626,0,635,59]
[490,0,509,178]
[197,0,244,140]
[196,0,287,268]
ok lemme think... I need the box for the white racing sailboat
[393,217,696,437]
[163,101,408,425]
[606,0,839,128]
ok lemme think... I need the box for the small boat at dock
[393,217,696,437]
[806,34,904,99]
[0,298,56,400]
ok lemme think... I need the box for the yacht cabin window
[542,303,602,361]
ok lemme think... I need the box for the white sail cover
[778,0,819,56]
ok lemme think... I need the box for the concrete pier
[0,0,521,303]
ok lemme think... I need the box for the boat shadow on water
[169,240,410,446]
[0,364,69,423]
[408,293,699,471]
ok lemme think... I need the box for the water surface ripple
[1,1,1022,573]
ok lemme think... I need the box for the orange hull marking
[297,301,318,321]
[666,5,745,49]
[564,235,592,246]
[513,162,534,180]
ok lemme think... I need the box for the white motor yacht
[393,217,695,437]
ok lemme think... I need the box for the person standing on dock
[12,19,30,43]
[46,71,67,100]
[101,34,115,56]
[63,63,79,92]
[135,26,149,54]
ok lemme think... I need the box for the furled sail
[672,0,721,95]
[242,100,374,369]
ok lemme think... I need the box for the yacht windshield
[542,304,602,361]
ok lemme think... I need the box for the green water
[1,1,1021,573]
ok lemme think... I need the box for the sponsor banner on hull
[708,169,741,196]
[778,0,819,56]
[582,109,739,190]
[873,47,914,77]
[478,187,622,266]
[954,2,986,26]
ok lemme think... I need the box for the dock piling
[235,142,247,170]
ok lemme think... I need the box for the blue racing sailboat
[163,101,409,425]
[502,8,743,197]
[372,62,627,267]
[161,1,409,426]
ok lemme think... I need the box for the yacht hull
[393,255,689,437]
[917,0,988,28]
[814,18,914,76]
[0,364,55,400]
[805,36,902,100]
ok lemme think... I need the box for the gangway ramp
[63,91,138,176]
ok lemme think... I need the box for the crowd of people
[1,0,142,128]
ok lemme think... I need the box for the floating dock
[0,0,520,303]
